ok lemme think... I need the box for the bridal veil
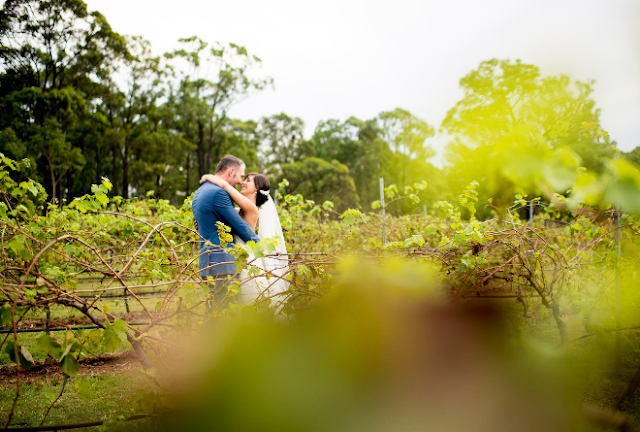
[256,192,290,308]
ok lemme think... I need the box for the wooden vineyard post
[380,178,387,257]
[612,150,622,375]
[45,306,50,335]
[124,287,130,314]
[615,206,622,375]
[529,200,534,227]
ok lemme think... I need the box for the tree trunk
[197,120,205,178]
[125,332,153,370]
[49,162,57,203]
[56,180,62,205]
[65,171,72,202]
[50,182,57,203]
[549,302,568,345]
[205,119,213,174]
[212,134,226,171]
[111,143,119,196]
[185,155,191,196]
[95,143,103,186]
[122,136,129,199]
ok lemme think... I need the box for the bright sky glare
[80,0,640,159]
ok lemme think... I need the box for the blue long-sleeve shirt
[192,182,260,277]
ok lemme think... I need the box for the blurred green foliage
[160,260,587,432]
[441,59,615,216]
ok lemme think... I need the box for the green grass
[509,299,640,424]
[463,297,640,424]
[0,372,152,430]
[0,279,193,429]
[1,304,152,367]
[0,290,188,367]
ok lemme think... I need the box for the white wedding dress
[234,194,289,309]
[233,235,261,305]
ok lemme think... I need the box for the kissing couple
[192,154,289,312]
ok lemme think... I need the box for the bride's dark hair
[247,173,271,207]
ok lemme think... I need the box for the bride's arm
[200,174,259,228]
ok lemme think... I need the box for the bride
[199,172,289,309]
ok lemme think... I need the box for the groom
[192,154,260,309]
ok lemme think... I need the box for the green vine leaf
[74,378,98,401]
[5,341,34,369]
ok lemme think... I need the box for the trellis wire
[614,150,622,375]
[0,322,169,334]
[45,307,50,335]
[615,207,622,375]
[76,290,169,299]
[3,413,152,431]
[529,201,534,227]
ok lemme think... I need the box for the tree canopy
[441,59,611,213]
[1,1,628,218]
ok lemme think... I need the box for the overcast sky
[82,0,640,160]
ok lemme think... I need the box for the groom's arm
[214,191,260,244]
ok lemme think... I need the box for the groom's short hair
[215,155,245,174]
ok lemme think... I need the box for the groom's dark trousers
[192,182,260,310]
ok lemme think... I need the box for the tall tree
[304,111,437,212]
[624,147,640,168]
[219,118,262,171]
[0,0,127,94]
[33,119,85,202]
[441,59,607,212]
[0,0,127,198]
[278,157,360,212]
[377,108,436,210]
[99,36,166,198]
[307,117,387,210]
[166,37,272,182]
[308,118,361,168]
[259,113,309,165]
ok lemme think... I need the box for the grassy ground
[0,371,153,430]
[0,275,203,430]
[0,283,192,367]
[0,299,162,367]
[501,297,640,426]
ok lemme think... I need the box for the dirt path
[0,351,139,385]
